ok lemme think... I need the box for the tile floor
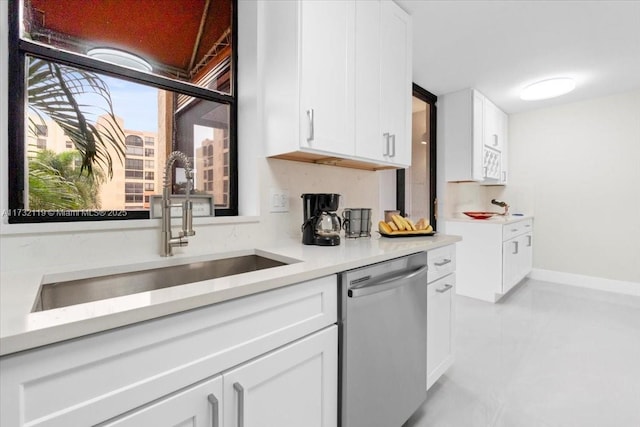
[404,279,640,427]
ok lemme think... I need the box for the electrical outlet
[269,188,290,213]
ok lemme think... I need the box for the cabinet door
[223,326,337,427]
[299,1,355,156]
[427,274,455,390]
[497,108,508,184]
[502,236,521,294]
[100,376,222,427]
[471,90,485,181]
[483,99,501,151]
[379,0,412,166]
[520,232,533,280]
[354,0,383,161]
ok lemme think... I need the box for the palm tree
[27,57,125,179]
[29,149,104,210]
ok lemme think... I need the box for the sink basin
[33,253,294,312]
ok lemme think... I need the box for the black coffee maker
[301,193,341,246]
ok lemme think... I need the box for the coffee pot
[301,193,341,246]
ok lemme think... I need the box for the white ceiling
[396,0,640,113]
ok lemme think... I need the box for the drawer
[503,219,533,241]
[427,245,456,283]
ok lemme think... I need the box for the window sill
[0,215,261,236]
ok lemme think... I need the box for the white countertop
[445,214,534,225]
[0,234,460,356]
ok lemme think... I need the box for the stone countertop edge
[445,215,534,225]
[0,234,461,356]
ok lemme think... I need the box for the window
[125,158,144,179]
[125,135,144,156]
[35,124,48,136]
[126,135,143,147]
[8,0,237,223]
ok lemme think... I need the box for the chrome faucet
[161,151,196,256]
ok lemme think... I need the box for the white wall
[0,1,383,277]
[492,90,640,284]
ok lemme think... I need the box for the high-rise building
[194,127,229,207]
[27,115,160,211]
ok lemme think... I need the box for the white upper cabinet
[298,0,355,156]
[355,0,412,166]
[261,0,412,169]
[440,88,509,184]
[260,0,355,159]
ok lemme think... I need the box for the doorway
[397,84,438,229]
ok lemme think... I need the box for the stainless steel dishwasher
[339,252,428,427]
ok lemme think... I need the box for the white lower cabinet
[502,232,533,294]
[445,218,534,302]
[426,245,456,390]
[427,273,456,390]
[102,327,337,427]
[223,326,337,427]
[0,276,337,427]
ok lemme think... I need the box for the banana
[380,215,434,235]
[378,221,392,234]
[391,214,406,231]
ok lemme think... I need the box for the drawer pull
[436,284,453,293]
[511,228,518,232]
[234,383,245,427]
[434,258,452,267]
[208,393,219,427]
[524,224,531,228]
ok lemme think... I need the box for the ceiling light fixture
[87,47,152,72]
[520,77,575,101]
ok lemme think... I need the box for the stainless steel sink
[33,254,293,312]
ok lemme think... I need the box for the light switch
[269,188,290,213]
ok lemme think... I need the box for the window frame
[7,0,238,223]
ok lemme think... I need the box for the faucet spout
[162,151,196,256]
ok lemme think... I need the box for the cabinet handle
[390,134,396,157]
[511,228,518,232]
[207,393,219,427]
[436,284,453,293]
[502,171,507,182]
[493,134,498,146]
[527,235,532,247]
[306,109,314,142]
[383,132,390,156]
[234,383,245,427]
[434,258,451,267]
[513,241,519,254]
[524,224,531,228]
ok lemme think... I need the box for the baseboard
[529,269,640,297]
